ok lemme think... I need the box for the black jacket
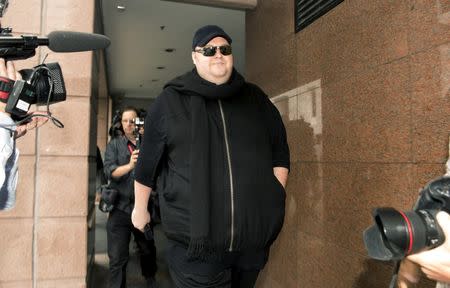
[104,136,136,214]
[135,70,290,253]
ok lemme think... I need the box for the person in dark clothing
[131,25,290,288]
[103,106,158,288]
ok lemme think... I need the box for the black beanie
[192,25,232,51]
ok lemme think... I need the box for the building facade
[0,0,110,287]
[0,0,448,287]
[246,1,449,287]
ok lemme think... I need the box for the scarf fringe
[187,237,223,261]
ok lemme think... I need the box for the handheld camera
[133,109,146,148]
[1,63,66,120]
[0,0,109,123]
[363,176,450,261]
[133,117,144,148]
[0,0,65,122]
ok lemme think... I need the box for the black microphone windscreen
[47,31,110,53]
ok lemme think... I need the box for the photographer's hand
[111,149,139,179]
[405,211,450,283]
[129,149,139,169]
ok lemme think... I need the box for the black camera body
[98,185,119,213]
[0,1,66,119]
[363,176,450,261]
[1,63,66,119]
[134,117,144,131]
[134,117,144,148]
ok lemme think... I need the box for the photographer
[0,58,48,210]
[398,211,450,287]
[103,106,157,288]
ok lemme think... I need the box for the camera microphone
[46,31,111,52]
[0,31,111,60]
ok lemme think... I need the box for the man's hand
[131,207,150,232]
[132,181,152,232]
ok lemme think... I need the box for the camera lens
[363,207,444,261]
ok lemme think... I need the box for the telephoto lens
[363,207,444,261]
[363,175,450,261]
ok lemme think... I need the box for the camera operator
[398,211,450,287]
[103,106,157,288]
[0,58,48,211]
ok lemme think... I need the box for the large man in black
[131,25,290,288]
[104,106,157,288]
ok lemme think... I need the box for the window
[295,0,344,33]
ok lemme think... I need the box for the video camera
[0,0,64,120]
[0,62,66,121]
[363,176,450,261]
[0,0,109,122]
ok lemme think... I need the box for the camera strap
[388,261,400,288]
[127,142,135,154]
[0,76,14,103]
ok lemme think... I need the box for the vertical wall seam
[32,2,47,287]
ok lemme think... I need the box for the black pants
[166,242,267,288]
[107,209,157,288]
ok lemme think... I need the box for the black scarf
[166,69,245,259]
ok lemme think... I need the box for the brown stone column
[246,1,450,287]
[0,0,104,287]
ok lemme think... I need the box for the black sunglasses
[195,45,232,57]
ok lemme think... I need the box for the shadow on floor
[91,206,175,288]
